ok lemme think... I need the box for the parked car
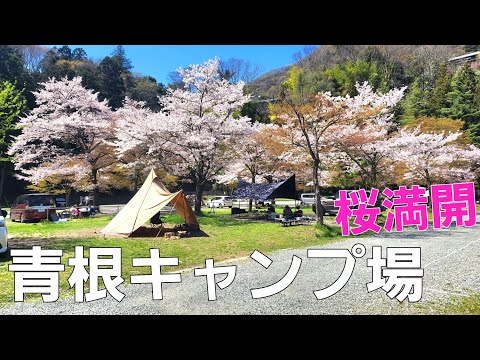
[0,211,8,256]
[300,193,316,205]
[10,193,57,223]
[310,196,338,215]
[55,197,67,208]
[315,190,356,215]
[313,190,384,215]
[206,196,233,208]
[302,192,338,214]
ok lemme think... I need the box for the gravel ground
[1,216,479,315]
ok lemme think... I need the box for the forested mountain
[249,45,480,145]
[249,45,466,100]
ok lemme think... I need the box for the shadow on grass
[8,236,115,255]
[7,228,212,255]
[0,251,11,263]
[197,212,252,227]
[183,229,210,238]
[315,224,343,238]
[129,227,210,238]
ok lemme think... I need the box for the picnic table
[58,207,96,219]
[275,216,314,226]
[276,217,304,226]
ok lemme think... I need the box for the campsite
[1,45,480,314]
[0,206,342,305]
[1,159,344,306]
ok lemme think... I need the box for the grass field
[0,209,344,305]
[1,205,478,310]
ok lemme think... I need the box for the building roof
[448,51,480,62]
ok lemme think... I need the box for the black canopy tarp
[232,175,298,201]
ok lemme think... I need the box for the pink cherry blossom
[114,58,252,213]
[8,77,114,205]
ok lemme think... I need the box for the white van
[300,193,316,205]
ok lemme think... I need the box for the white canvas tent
[102,169,199,235]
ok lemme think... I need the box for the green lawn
[0,211,344,305]
[428,293,480,315]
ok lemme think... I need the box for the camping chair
[150,211,164,237]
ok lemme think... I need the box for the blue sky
[59,45,318,84]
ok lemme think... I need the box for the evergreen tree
[441,64,480,126]
[39,48,76,80]
[427,62,452,117]
[0,81,26,203]
[75,60,100,92]
[129,76,166,111]
[112,46,135,95]
[401,79,429,122]
[0,46,28,83]
[72,48,87,61]
[39,49,60,76]
[57,45,73,61]
[469,123,480,146]
[471,80,480,145]
[97,56,126,110]
[111,46,132,72]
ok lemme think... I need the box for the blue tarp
[232,175,298,201]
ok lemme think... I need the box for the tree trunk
[313,160,324,226]
[425,169,432,207]
[248,175,256,212]
[133,169,140,194]
[194,181,203,215]
[263,175,275,204]
[371,164,378,189]
[0,162,5,207]
[91,169,100,207]
[65,187,72,207]
[264,175,273,183]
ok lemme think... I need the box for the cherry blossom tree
[218,122,296,211]
[234,123,273,184]
[391,127,465,188]
[331,120,403,189]
[218,126,291,186]
[114,98,167,192]
[437,144,480,186]
[8,77,114,206]
[274,76,405,225]
[21,157,89,206]
[116,59,251,214]
[466,145,480,188]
